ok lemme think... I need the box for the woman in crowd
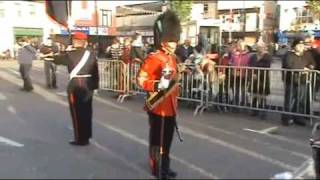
[249,42,272,119]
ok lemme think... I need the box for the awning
[13,27,43,36]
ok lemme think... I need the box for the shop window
[295,7,313,24]
[203,3,208,14]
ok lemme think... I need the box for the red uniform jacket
[138,50,179,117]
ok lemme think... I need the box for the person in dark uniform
[40,38,59,89]
[54,32,99,146]
[137,10,181,179]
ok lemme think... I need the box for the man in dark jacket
[282,38,316,126]
[17,38,37,92]
[175,39,193,63]
[40,38,59,89]
[130,33,145,63]
[54,32,99,146]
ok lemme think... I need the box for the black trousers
[282,83,310,122]
[148,112,175,175]
[44,61,57,88]
[19,64,33,90]
[67,82,93,142]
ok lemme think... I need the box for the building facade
[0,1,58,56]
[278,1,320,32]
[0,1,119,57]
[116,1,220,48]
[218,0,279,45]
[115,1,164,44]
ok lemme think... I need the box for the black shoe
[294,119,307,126]
[25,88,33,92]
[20,87,33,92]
[69,140,89,146]
[158,169,177,180]
[166,169,177,178]
[19,87,27,91]
[251,111,259,116]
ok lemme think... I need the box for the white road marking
[56,92,67,97]
[243,128,306,147]
[0,70,298,176]
[64,127,152,177]
[291,158,314,179]
[0,136,24,147]
[91,140,153,178]
[7,105,17,114]
[94,96,297,170]
[244,128,266,134]
[94,96,133,113]
[0,71,218,179]
[67,126,73,131]
[181,127,296,171]
[260,126,279,134]
[0,92,7,101]
[95,121,219,179]
[8,69,20,76]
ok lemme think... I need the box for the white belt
[71,74,92,78]
[70,50,91,80]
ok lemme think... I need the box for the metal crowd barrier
[98,60,320,123]
[98,60,127,95]
[117,62,146,102]
[202,65,320,125]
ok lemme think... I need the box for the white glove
[66,45,74,51]
[158,76,170,91]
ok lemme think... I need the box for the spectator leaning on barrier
[17,38,37,92]
[248,43,272,119]
[230,40,250,106]
[175,39,194,63]
[118,37,132,95]
[106,38,123,60]
[281,38,316,126]
[130,33,145,64]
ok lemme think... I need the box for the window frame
[100,9,112,27]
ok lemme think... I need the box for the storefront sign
[60,26,89,35]
[89,27,108,36]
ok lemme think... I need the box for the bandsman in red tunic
[137,10,181,179]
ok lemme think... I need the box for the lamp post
[94,0,98,37]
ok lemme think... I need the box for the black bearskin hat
[153,10,181,49]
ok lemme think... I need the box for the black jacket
[54,48,99,90]
[249,53,272,95]
[283,51,316,85]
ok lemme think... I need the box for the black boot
[149,146,160,177]
[293,118,307,126]
[161,169,177,179]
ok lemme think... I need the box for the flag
[45,0,70,28]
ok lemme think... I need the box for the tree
[307,0,320,18]
[169,0,193,22]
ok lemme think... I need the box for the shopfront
[13,27,44,48]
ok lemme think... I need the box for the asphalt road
[0,60,315,179]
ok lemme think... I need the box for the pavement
[0,60,315,179]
